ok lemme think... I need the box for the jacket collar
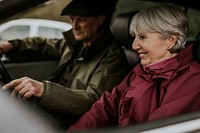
[135,44,194,82]
[63,28,114,61]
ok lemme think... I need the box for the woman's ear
[167,34,178,49]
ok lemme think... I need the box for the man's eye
[79,17,87,22]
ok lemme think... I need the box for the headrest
[111,11,139,49]
[111,11,140,67]
[188,40,200,62]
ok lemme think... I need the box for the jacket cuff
[34,80,52,106]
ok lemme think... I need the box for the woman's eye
[139,35,145,40]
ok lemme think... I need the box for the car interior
[3,5,200,84]
[1,0,200,132]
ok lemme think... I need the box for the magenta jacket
[68,44,200,131]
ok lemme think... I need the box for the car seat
[189,39,200,62]
[111,11,140,68]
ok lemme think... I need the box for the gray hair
[129,4,189,53]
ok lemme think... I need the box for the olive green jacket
[8,29,129,116]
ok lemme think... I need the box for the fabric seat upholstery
[111,11,140,68]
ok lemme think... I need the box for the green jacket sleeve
[39,51,128,116]
[8,37,66,59]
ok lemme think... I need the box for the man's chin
[74,36,84,41]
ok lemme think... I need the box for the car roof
[0,0,50,21]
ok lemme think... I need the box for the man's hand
[2,76,44,100]
[0,41,13,54]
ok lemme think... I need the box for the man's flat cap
[61,0,118,16]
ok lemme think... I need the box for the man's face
[69,15,105,46]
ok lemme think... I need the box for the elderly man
[0,0,129,130]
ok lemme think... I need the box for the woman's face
[132,32,177,66]
[70,15,105,46]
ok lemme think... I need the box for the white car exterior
[0,18,72,40]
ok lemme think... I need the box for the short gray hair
[129,4,189,53]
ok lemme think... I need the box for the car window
[0,25,30,40]
[0,18,72,41]
[38,26,65,39]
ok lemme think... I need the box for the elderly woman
[68,4,200,131]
